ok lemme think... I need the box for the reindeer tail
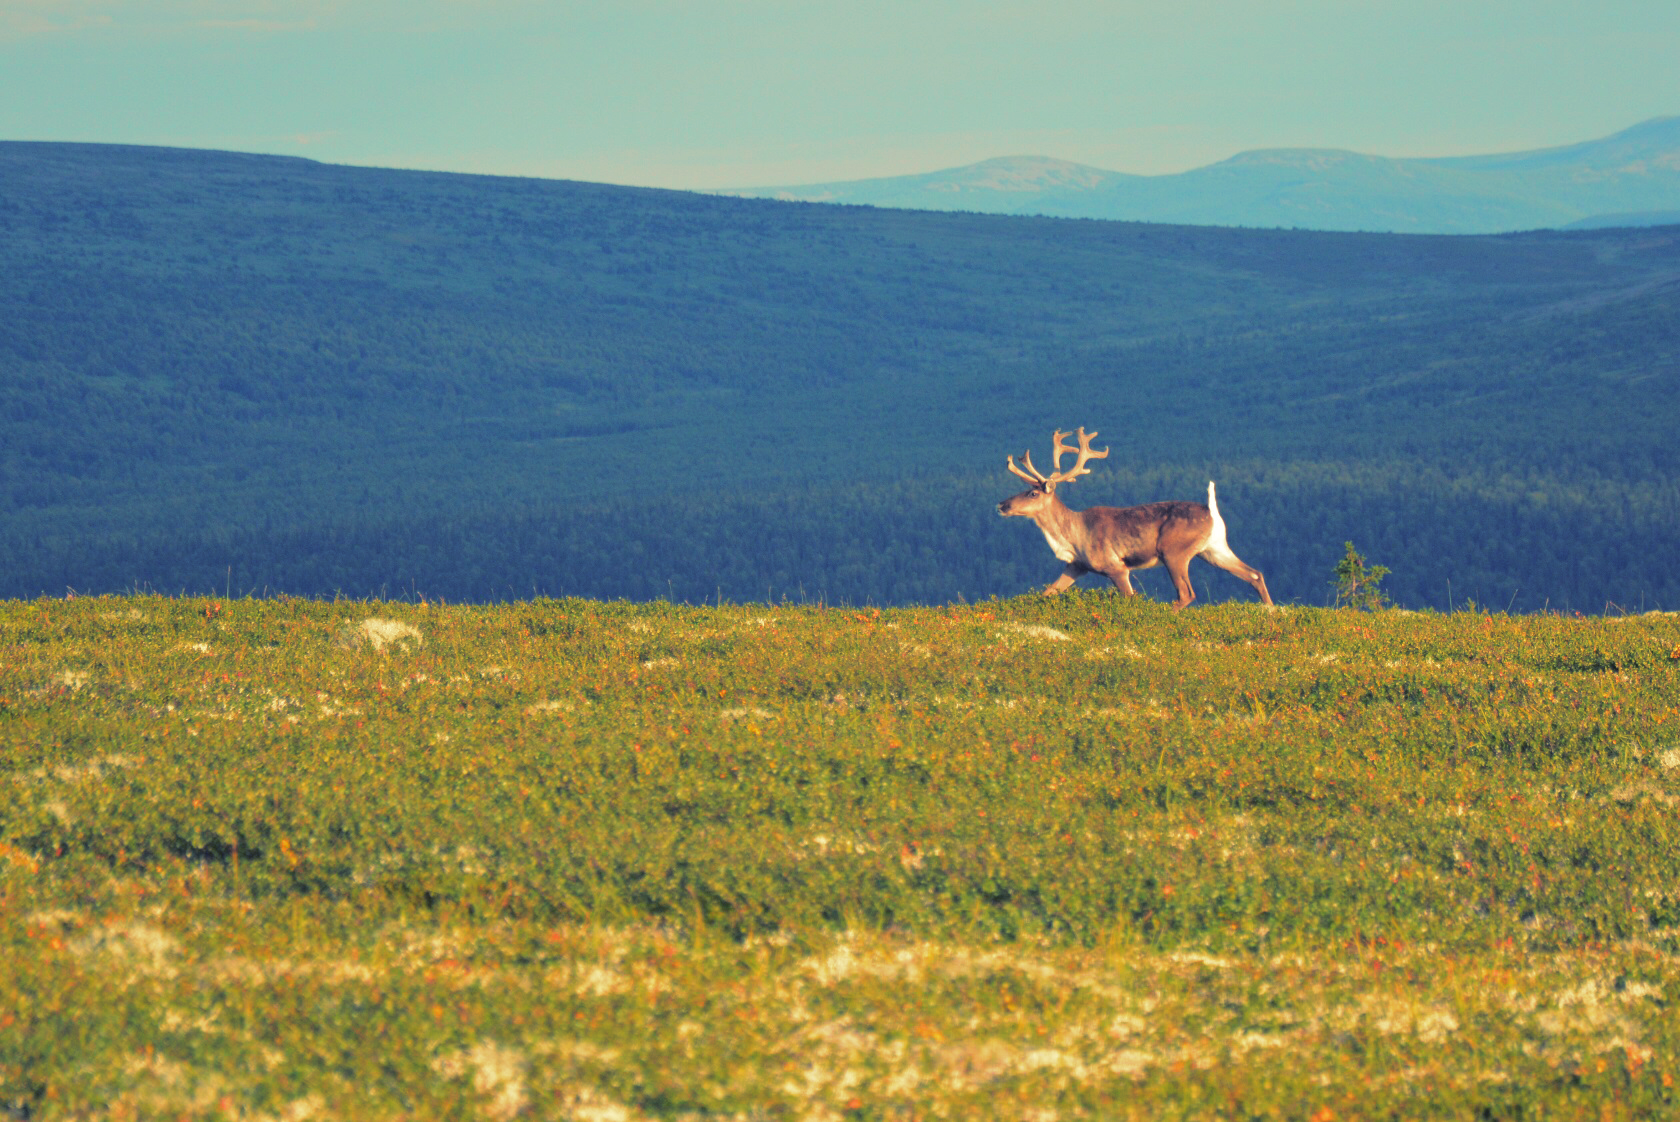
[1205,480,1231,551]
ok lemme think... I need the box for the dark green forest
[2,141,1677,609]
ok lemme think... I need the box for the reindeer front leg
[1043,564,1082,596]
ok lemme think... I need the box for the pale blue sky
[3,0,1678,188]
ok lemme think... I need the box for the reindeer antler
[1046,427,1109,486]
[1007,448,1051,486]
[1006,427,1109,490]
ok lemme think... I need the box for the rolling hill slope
[1,141,1677,608]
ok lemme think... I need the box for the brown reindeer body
[998,428,1273,608]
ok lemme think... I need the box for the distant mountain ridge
[717,117,1680,234]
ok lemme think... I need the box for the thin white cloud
[191,17,317,31]
[0,1,343,39]
[0,3,111,39]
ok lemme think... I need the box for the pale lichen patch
[1001,623,1072,642]
[335,618,423,652]
[1608,781,1680,808]
[71,920,179,978]
[33,753,139,783]
[556,1084,638,1122]
[203,953,378,986]
[524,699,573,715]
[796,834,879,862]
[262,1095,326,1122]
[25,907,83,929]
[432,1042,528,1121]
[1370,1003,1460,1043]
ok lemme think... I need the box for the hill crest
[1,140,1677,609]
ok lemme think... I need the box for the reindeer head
[997,427,1110,516]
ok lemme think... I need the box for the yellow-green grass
[3,594,1679,1120]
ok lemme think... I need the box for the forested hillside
[2,141,1677,609]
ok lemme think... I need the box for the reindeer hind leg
[1165,552,1196,609]
[1102,565,1137,596]
[1200,544,1274,606]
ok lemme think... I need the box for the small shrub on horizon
[1333,540,1391,610]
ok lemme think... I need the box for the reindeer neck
[1033,491,1082,531]
[1029,492,1087,562]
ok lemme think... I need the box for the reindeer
[997,427,1273,608]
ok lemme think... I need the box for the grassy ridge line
[3,594,1680,1119]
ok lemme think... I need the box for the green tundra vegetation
[4,594,1680,1118]
[2,142,1679,610]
